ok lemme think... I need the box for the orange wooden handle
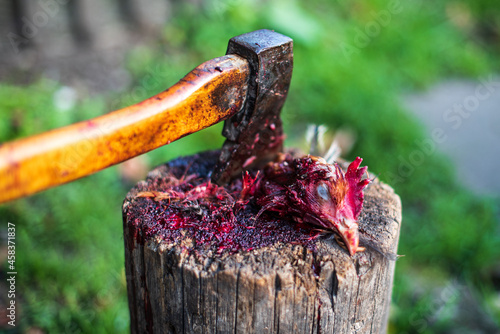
[0,55,250,203]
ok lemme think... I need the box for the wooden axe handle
[0,55,250,203]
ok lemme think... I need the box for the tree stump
[122,151,402,334]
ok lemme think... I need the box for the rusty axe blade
[211,29,293,185]
[0,29,292,203]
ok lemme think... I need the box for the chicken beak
[343,228,359,256]
[334,219,360,256]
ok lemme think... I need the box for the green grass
[1,0,499,332]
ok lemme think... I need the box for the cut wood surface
[123,151,402,334]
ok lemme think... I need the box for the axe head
[211,29,293,185]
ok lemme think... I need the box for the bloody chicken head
[251,154,370,255]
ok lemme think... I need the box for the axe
[0,29,293,204]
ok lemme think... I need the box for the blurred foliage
[1,0,499,333]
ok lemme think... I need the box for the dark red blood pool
[124,150,320,255]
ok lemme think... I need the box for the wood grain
[123,151,402,334]
[0,55,249,203]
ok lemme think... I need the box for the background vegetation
[1,0,499,332]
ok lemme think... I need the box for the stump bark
[123,151,402,334]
